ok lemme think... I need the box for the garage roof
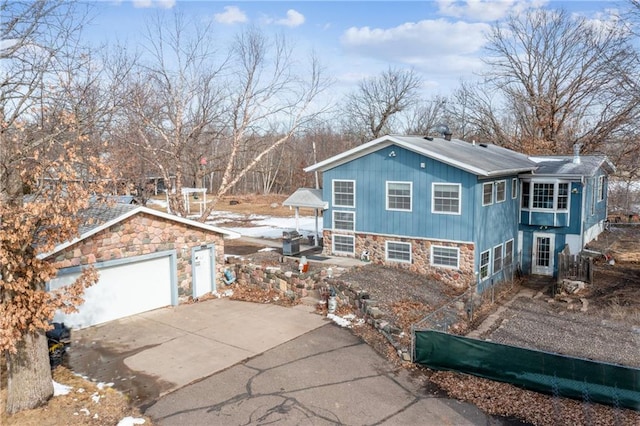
[41,203,241,259]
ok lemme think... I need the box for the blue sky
[87,1,624,97]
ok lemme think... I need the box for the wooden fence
[557,244,593,285]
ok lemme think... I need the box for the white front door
[193,247,214,298]
[532,233,555,276]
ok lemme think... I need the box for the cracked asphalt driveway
[145,324,490,425]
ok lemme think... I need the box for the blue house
[518,151,615,277]
[303,135,613,290]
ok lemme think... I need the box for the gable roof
[283,188,327,209]
[527,155,616,177]
[41,203,241,259]
[304,135,538,177]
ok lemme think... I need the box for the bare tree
[118,11,227,216]
[461,8,640,155]
[403,96,448,136]
[341,67,422,143]
[197,27,330,220]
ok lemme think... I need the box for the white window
[386,241,411,263]
[480,249,490,280]
[557,183,569,210]
[431,246,459,269]
[483,182,493,206]
[496,180,506,203]
[333,180,355,208]
[598,176,605,201]
[521,181,570,211]
[333,235,354,254]
[432,183,461,215]
[493,244,503,273]
[386,181,412,211]
[511,178,518,199]
[504,239,514,268]
[333,211,354,231]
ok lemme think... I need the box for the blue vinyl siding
[473,177,521,281]
[323,145,477,242]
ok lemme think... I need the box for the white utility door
[532,233,555,276]
[193,247,214,298]
[49,254,173,329]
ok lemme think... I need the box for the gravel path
[487,295,640,368]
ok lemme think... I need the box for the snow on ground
[225,216,320,239]
[53,380,72,396]
[117,417,146,426]
[147,198,321,238]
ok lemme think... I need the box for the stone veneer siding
[48,212,226,300]
[322,230,475,288]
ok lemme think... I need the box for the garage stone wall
[320,230,475,289]
[48,212,226,300]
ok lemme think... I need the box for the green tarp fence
[414,330,640,411]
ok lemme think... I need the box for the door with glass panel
[532,233,554,275]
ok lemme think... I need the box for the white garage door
[49,253,174,329]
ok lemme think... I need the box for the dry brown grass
[1,365,150,425]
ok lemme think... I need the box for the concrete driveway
[145,324,491,425]
[66,298,326,408]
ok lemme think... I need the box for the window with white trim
[557,183,569,210]
[432,183,461,214]
[496,180,506,203]
[521,181,530,208]
[504,239,514,268]
[511,178,518,199]
[598,176,605,201]
[493,244,503,273]
[333,211,354,231]
[431,246,459,268]
[480,249,490,280]
[482,182,493,206]
[333,235,354,254]
[386,241,411,263]
[333,180,355,208]
[521,181,571,211]
[532,183,554,209]
[386,181,412,211]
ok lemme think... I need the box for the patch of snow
[117,416,146,426]
[327,313,353,328]
[80,408,90,416]
[91,392,101,403]
[53,380,72,396]
[96,382,114,390]
[258,247,277,252]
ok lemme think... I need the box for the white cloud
[132,0,175,9]
[275,9,305,28]
[341,19,490,75]
[436,0,547,22]
[214,6,248,25]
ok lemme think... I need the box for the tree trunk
[5,332,53,414]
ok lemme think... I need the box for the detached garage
[44,203,240,329]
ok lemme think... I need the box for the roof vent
[479,143,488,148]
[424,136,433,141]
[573,143,582,164]
[434,124,452,141]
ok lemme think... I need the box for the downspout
[580,176,586,250]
